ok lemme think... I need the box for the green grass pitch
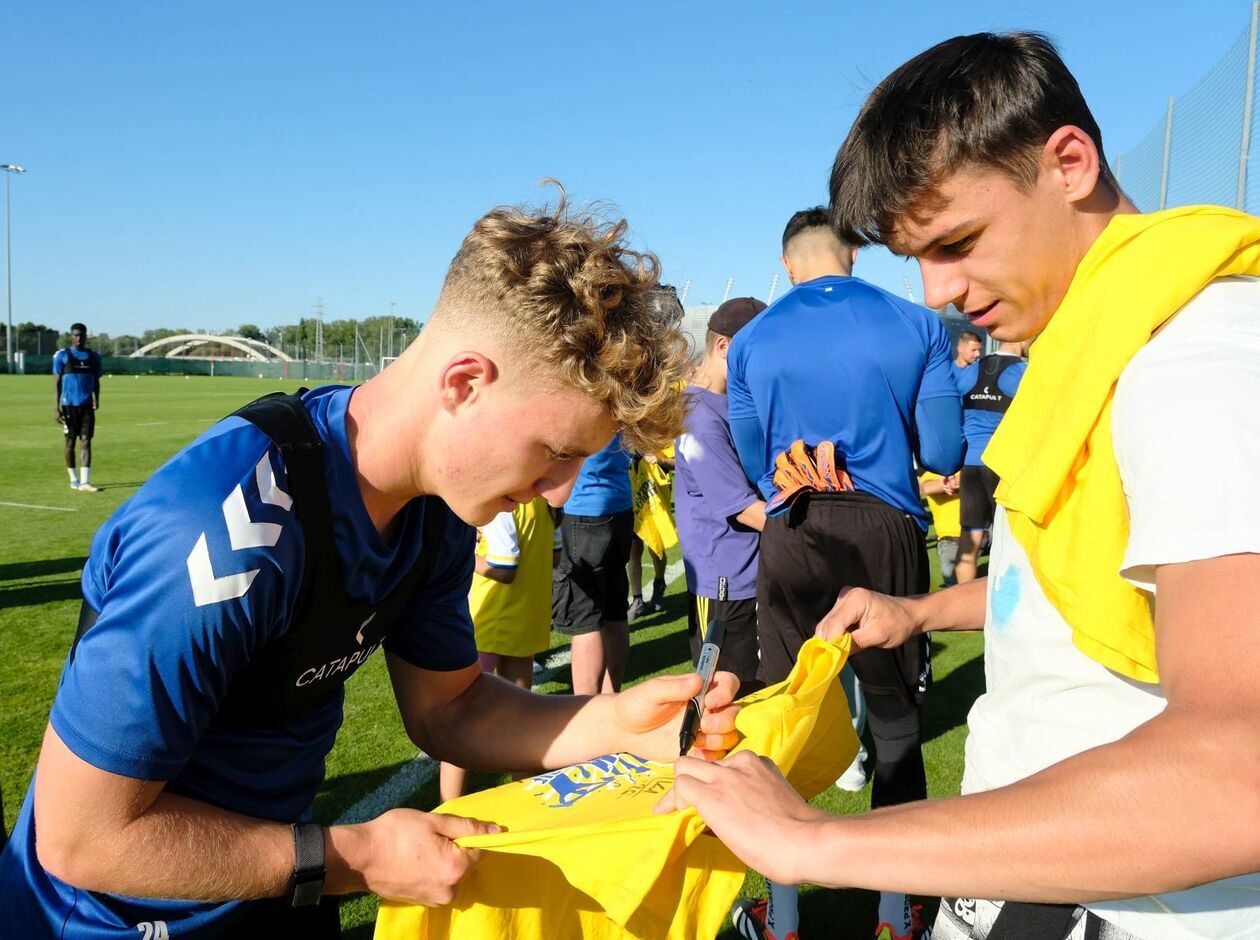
[0,373,984,939]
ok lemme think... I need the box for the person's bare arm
[473,555,516,584]
[33,724,493,905]
[815,577,988,648]
[53,372,62,422]
[674,553,1260,901]
[733,499,766,532]
[387,654,740,773]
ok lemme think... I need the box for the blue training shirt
[954,356,1027,466]
[563,433,633,516]
[52,347,102,406]
[727,275,959,529]
[0,385,476,938]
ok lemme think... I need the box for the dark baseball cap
[707,297,767,338]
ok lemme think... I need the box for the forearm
[798,707,1260,901]
[906,576,987,632]
[421,674,618,772]
[41,786,372,901]
[733,499,766,532]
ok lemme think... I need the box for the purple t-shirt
[674,386,761,600]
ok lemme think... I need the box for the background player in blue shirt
[554,432,635,695]
[0,191,740,939]
[52,322,103,492]
[726,207,962,940]
[952,339,1027,582]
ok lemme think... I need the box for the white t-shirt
[962,277,1260,939]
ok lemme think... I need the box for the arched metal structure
[130,333,294,362]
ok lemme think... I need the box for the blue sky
[3,0,1249,336]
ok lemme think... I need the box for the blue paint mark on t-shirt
[990,564,1022,631]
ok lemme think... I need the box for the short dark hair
[781,206,832,253]
[958,330,982,346]
[70,322,87,335]
[829,32,1115,247]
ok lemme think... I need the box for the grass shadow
[0,556,87,583]
[0,579,85,610]
[922,652,985,747]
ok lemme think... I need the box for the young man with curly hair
[0,188,740,938]
[670,32,1260,940]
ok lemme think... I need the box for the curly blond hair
[437,183,689,454]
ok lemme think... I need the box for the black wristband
[289,822,326,908]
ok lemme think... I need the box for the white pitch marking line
[0,501,78,512]
[334,559,686,823]
[134,421,169,426]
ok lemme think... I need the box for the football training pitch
[0,373,985,938]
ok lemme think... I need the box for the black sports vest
[73,390,450,730]
[963,354,1022,414]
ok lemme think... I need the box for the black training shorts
[687,593,763,697]
[61,404,95,440]
[756,491,931,704]
[552,510,634,636]
[959,464,1001,531]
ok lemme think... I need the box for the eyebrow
[547,442,590,458]
[897,218,980,257]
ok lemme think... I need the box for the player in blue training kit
[952,339,1027,583]
[53,322,103,492]
[0,197,738,939]
[727,208,962,940]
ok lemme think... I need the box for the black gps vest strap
[69,390,455,732]
[212,390,451,729]
[964,354,1022,414]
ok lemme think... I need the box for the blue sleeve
[1000,360,1027,396]
[729,416,769,496]
[726,334,770,489]
[917,314,960,403]
[384,510,478,671]
[915,395,964,475]
[52,351,64,375]
[51,433,301,780]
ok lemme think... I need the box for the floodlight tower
[679,280,691,306]
[722,277,734,303]
[767,273,780,303]
[902,276,917,304]
[2,164,26,373]
[314,298,325,362]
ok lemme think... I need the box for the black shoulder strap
[230,390,336,613]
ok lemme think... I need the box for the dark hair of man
[781,206,832,253]
[829,31,1117,247]
[958,329,982,345]
[70,322,87,335]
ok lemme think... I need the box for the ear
[779,254,795,284]
[715,336,731,361]
[1043,125,1101,205]
[849,245,858,268]
[438,351,498,414]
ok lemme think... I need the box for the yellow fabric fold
[984,205,1260,682]
[631,458,678,558]
[374,636,857,940]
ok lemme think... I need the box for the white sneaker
[836,754,867,792]
[69,480,79,490]
[78,482,99,493]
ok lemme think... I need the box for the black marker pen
[679,577,727,755]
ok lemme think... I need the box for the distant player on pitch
[53,322,102,492]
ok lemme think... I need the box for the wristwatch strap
[289,822,326,908]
